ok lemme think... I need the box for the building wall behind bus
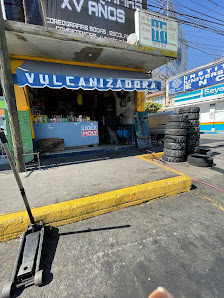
[200,101,224,131]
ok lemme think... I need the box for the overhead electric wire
[187,0,224,18]
[172,0,224,21]
[16,0,224,70]
[146,1,224,36]
[207,0,224,9]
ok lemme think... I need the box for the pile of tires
[162,114,188,162]
[178,106,200,157]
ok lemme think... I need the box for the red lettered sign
[82,130,98,137]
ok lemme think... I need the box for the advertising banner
[81,125,98,136]
[16,68,161,92]
[24,0,146,42]
[169,61,224,95]
[135,9,178,52]
[174,82,224,106]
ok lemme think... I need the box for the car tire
[157,137,164,145]
[166,122,188,129]
[162,154,186,163]
[187,127,200,134]
[179,106,200,114]
[164,142,186,150]
[187,140,200,147]
[187,133,200,141]
[165,135,186,143]
[182,113,199,120]
[186,146,200,154]
[187,120,200,127]
[187,154,213,167]
[163,148,185,157]
[199,148,213,157]
[165,128,187,136]
[167,114,188,122]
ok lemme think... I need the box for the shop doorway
[28,87,120,147]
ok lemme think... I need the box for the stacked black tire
[178,106,200,157]
[162,114,188,162]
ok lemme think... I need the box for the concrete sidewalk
[0,150,191,241]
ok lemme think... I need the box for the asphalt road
[0,135,224,298]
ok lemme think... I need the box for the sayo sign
[81,125,98,136]
[135,9,178,52]
[169,61,224,95]
[24,0,146,42]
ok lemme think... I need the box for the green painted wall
[5,110,34,163]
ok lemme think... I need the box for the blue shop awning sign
[16,60,161,92]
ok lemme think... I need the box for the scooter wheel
[2,282,14,298]
[34,269,43,286]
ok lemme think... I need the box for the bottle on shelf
[36,113,43,123]
[42,115,48,123]
[32,115,37,123]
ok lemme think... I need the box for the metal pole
[0,6,25,172]
[0,131,35,225]
[22,0,28,23]
[40,0,49,30]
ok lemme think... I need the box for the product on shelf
[36,114,43,123]
[42,115,48,123]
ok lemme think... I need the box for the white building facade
[166,58,224,134]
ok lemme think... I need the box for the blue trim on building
[200,124,224,131]
[175,90,201,99]
[200,131,224,134]
[175,95,201,103]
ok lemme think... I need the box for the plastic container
[32,115,37,123]
[42,115,48,123]
[36,114,43,123]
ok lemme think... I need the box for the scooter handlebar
[0,131,7,143]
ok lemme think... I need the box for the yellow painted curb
[0,174,191,242]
